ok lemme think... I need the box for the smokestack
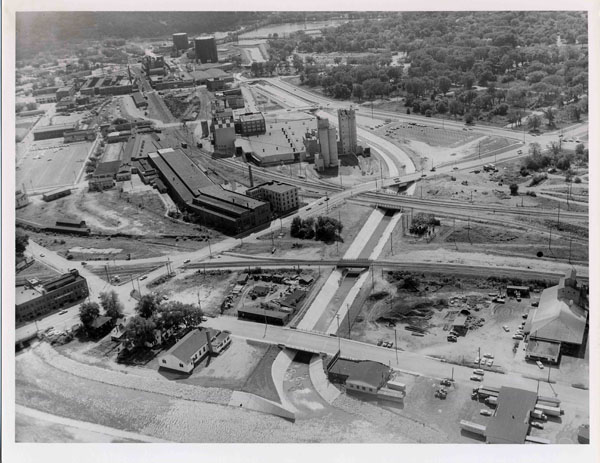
[248,164,254,187]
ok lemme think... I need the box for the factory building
[189,186,271,235]
[235,119,309,167]
[80,75,133,96]
[16,269,89,324]
[206,77,227,92]
[33,123,77,141]
[142,55,166,77]
[172,32,189,50]
[194,36,218,63]
[238,112,266,136]
[131,92,148,109]
[63,129,96,143]
[246,181,299,214]
[315,117,338,170]
[56,85,75,101]
[213,116,236,154]
[525,269,588,363]
[337,107,357,155]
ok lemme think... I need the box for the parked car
[40,253,45,257]
[531,422,544,430]
[473,369,485,376]
[377,340,384,346]
[447,336,457,342]
[440,379,452,387]
[59,310,68,315]
[480,409,492,416]
[536,360,544,369]
[502,325,510,332]
[140,275,148,281]
[183,259,191,264]
[486,359,494,367]
[512,334,524,340]
[473,357,481,364]
[483,353,494,359]
[470,375,483,382]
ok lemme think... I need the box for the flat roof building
[246,181,299,214]
[338,107,357,155]
[237,307,290,326]
[16,269,89,324]
[484,387,538,444]
[327,357,390,392]
[33,123,77,141]
[238,112,266,136]
[237,120,308,166]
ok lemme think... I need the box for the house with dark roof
[327,358,390,393]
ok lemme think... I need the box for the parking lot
[16,139,93,192]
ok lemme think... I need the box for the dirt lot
[22,230,212,261]
[155,269,240,316]
[235,202,374,260]
[16,259,61,283]
[17,188,214,237]
[241,345,281,403]
[351,271,588,386]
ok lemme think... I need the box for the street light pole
[394,328,398,364]
[336,314,341,353]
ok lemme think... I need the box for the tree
[556,156,571,171]
[99,290,123,320]
[136,294,160,319]
[352,83,364,101]
[80,302,100,330]
[509,183,519,196]
[290,216,302,237]
[125,316,157,349]
[16,232,29,256]
[542,107,556,128]
[464,112,474,124]
[527,114,542,131]
[437,76,451,95]
[575,143,585,155]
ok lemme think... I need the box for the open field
[16,116,40,142]
[147,92,176,123]
[16,140,93,192]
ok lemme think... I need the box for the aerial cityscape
[10,10,591,447]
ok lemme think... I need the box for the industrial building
[42,188,71,202]
[44,219,91,236]
[142,55,166,77]
[56,85,75,101]
[213,116,236,154]
[172,32,189,50]
[33,123,77,141]
[206,77,227,92]
[63,129,96,143]
[237,307,290,325]
[525,269,588,362]
[338,107,357,155]
[147,148,213,203]
[235,119,309,166]
[89,137,136,191]
[246,181,299,214]
[482,387,538,444]
[238,112,266,136]
[194,36,218,64]
[188,186,271,235]
[315,117,339,170]
[131,92,148,109]
[80,75,133,96]
[16,269,89,324]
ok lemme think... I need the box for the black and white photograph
[1,2,598,462]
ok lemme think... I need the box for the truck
[531,410,548,421]
[485,396,498,406]
[535,404,562,417]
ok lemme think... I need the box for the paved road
[205,316,588,412]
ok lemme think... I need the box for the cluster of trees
[267,11,587,123]
[124,295,203,350]
[250,61,278,77]
[522,141,588,175]
[291,215,343,242]
[409,213,440,236]
[16,232,29,258]
[79,290,123,332]
[15,101,39,113]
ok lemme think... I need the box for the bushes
[409,213,440,236]
[291,215,342,242]
[528,172,547,187]
[509,183,519,196]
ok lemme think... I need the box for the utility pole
[336,314,341,353]
[548,228,552,250]
[208,238,212,258]
[547,363,551,383]
[394,328,398,364]
[347,304,351,338]
[390,231,393,255]
[263,313,268,338]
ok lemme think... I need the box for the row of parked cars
[377,340,394,348]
